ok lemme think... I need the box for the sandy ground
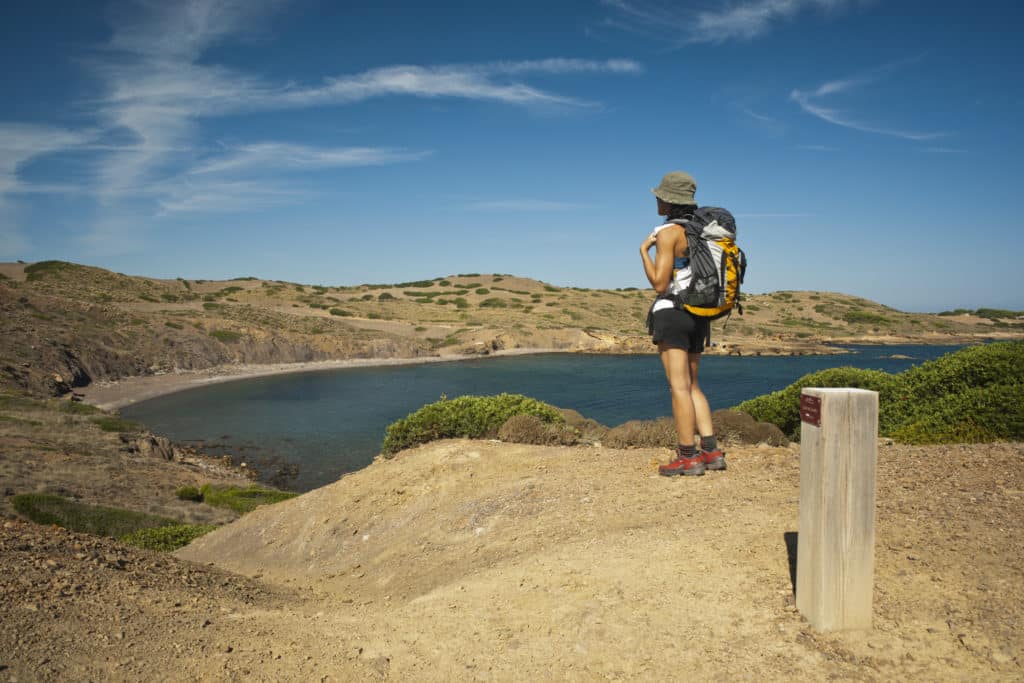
[4,438,1021,681]
[77,349,565,411]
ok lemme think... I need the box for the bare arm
[640,227,685,294]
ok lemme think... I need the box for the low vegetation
[737,341,1024,443]
[120,524,218,551]
[197,484,297,514]
[382,393,565,455]
[12,493,178,539]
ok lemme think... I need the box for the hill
[2,260,1019,398]
[4,438,1021,680]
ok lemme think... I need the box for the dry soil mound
[172,439,1023,681]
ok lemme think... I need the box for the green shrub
[843,310,890,325]
[479,298,507,308]
[382,393,565,455]
[24,260,74,280]
[210,330,242,343]
[378,292,396,301]
[120,524,217,551]
[475,288,490,295]
[175,485,203,502]
[198,484,297,514]
[498,414,579,446]
[90,416,143,432]
[738,342,1024,443]
[329,308,353,317]
[12,494,177,538]
[975,308,1021,320]
[59,400,100,415]
[165,321,183,329]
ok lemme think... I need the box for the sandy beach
[76,348,568,411]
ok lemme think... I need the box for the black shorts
[650,307,708,353]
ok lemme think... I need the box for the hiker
[639,171,726,477]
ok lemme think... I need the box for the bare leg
[659,344,695,447]
[689,354,714,439]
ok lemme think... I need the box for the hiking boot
[658,448,706,477]
[702,449,727,471]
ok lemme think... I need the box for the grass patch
[210,330,242,343]
[120,524,217,551]
[843,309,891,325]
[90,416,142,432]
[12,493,177,538]
[199,484,297,514]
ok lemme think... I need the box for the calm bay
[121,344,964,492]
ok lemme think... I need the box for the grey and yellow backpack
[669,206,746,321]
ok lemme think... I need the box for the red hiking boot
[659,447,706,477]
[702,449,727,471]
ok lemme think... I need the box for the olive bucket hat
[652,171,697,205]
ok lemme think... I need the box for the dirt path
[3,439,1022,681]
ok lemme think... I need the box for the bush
[12,494,177,538]
[90,416,143,432]
[711,409,788,446]
[24,260,75,281]
[498,414,579,445]
[554,409,606,442]
[120,524,217,551]
[378,292,396,301]
[735,367,900,441]
[175,485,203,502]
[210,330,242,343]
[199,484,297,514]
[843,310,890,325]
[738,342,1024,444]
[329,308,353,317]
[382,393,565,455]
[603,418,677,449]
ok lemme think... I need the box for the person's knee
[669,378,692,395]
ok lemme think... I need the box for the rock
[130,435,175,460]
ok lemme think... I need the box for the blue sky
[2,0,1022,312]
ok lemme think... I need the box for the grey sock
[700,435,718,452]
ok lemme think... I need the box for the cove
[121,344,964,492]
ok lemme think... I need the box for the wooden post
[795,387,878,631]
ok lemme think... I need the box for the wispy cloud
[601,0,861,44]
[790,61,947,141]
[0,123,94,196]
[153,179,308,214]
[79,0,640,211]
[10,0,640,251]
[190,143,433,176]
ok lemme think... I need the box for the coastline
[77,348,567,411]
[76,335,987,412]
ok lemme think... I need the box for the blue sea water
[121,344,964,492]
